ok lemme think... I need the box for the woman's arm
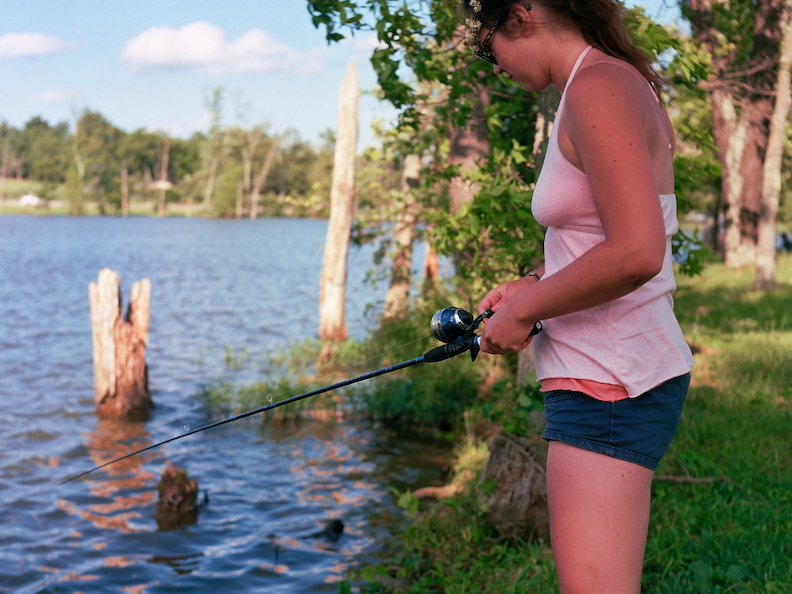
[478,64,668,354]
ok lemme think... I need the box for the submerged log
[477,433,549,540]
[89,268,152,420]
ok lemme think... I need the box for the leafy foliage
[307,1,713,299]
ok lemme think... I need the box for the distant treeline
[0,99,356,218]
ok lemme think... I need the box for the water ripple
[0,216,449,593]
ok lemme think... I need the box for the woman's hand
[477,275,541,355]
[477,276,533,316]
[478,304,539,354]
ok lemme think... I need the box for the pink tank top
[531,45,694,399]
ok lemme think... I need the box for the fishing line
[58,308,541,486]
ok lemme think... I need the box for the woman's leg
[546,441,654,594]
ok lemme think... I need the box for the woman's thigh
[546,441,654,594]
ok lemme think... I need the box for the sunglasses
[472,4,531,66]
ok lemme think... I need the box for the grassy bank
[345,256,791,593]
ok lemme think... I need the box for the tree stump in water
[156,464,200,530]
[89,268,152,420]
[477,433,549,540]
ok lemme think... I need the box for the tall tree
[202,87,227,214]
[19,117,71,186]
[71,110,122,214]
[682,0,792,281]
[756,6,792,289]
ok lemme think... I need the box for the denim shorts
[543,373,690,470]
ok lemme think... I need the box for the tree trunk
[203,158,218,213]
[711,89,755,267]
[89,268,152,420]
[532,86,561,170]
[241,128,261,216]
[249,137,280,220]
[422,241,440,293]
[687,0,787,270]
[447,84,490,216]
[0,142,10,207]
[120,163,129,218]
[756,9,792,290]
[203,87,225,213]
[319,61,359,342]
[157,135,170,218]
[235,180,244,219]
[476,433,549,540]
[383,154,421,320]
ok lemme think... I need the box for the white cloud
[120,21,325,76]
[30,88,85,104]
[340,32,385,54]
[0,32,75,60]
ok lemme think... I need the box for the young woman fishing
[461,1,694,592]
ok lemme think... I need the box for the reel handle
[471,320,542,358]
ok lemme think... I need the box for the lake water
[0,216,451,593]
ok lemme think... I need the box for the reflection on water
[0,216,451,593]
[57,418,155,535]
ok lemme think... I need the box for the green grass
[644,254,791,593]
[344,255,792,593]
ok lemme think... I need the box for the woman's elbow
[624,244,665,287]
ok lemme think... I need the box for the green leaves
[306,0,711,303]
[306,0,363,42]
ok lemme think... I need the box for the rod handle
[471,321,543,352]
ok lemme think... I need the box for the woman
[461,1,694,592]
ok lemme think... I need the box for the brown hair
[461,0,666,95]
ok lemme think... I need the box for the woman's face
[475,6,548,92]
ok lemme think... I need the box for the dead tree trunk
[89,268,152,420]
[319,61,359,343]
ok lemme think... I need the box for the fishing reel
[426,307,493,363]
[430,307,490,344]
[426,306,543,363]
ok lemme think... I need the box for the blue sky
[1,0,682,150]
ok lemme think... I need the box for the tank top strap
[567,45,593,89]
[557,45,593,116]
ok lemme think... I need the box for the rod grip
[423,339,473,363]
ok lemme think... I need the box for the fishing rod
[59,307,541,486]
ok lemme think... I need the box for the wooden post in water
[89,268,152,420]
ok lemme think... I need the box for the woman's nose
[494,64,505,76]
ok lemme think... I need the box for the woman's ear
[509,3,534,36]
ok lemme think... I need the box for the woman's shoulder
[568,55,653,101]
[563,55,659,126]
